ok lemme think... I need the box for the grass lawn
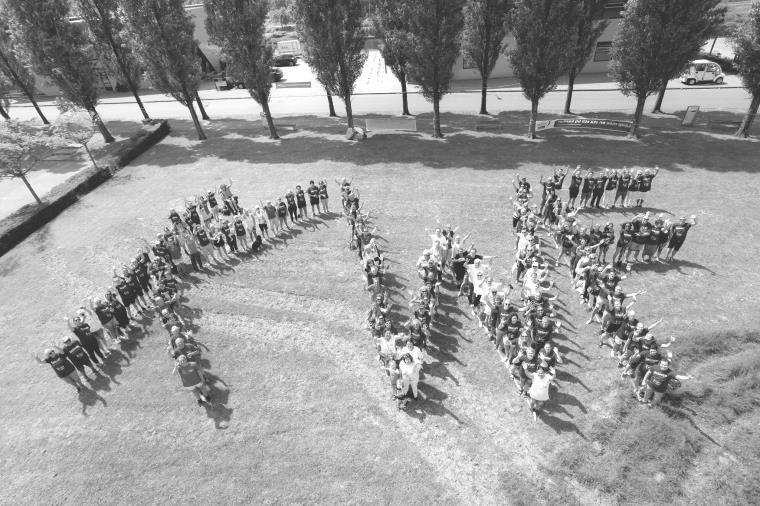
[1,112,759,504]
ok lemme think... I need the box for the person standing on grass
[173,354,210,406]
[296,185,308,219]
[308,180,320,215]
[527,365,556,421]
[636,167,659,208]
[34,348,86,393]
[285,190,298,224]
[276,198,289,232]
[603,169,619,208]
[664,215,697,262]
[66,314,108,364]
[641,359,692,407]
[399,353,422,401]
[89,297,123,344]
[58,336,100,381]
[579,169,593,209]
[253,205,271,240]
[182,229,205,272]
[567,166,582,209]
[318,180,330,214]
[613,168,631,208]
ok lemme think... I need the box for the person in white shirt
[399,353,422,400]
[528,365,556,421]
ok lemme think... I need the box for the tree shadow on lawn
[113,109,759,174]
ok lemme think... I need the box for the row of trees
[1,0,759,142]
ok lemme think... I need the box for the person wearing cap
[174,354,210,406]
[527,366,556,421]
[34,348,86,392]
[642,359,692,407]
[664,215,697,262]
[58,336,100,380]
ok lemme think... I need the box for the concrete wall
[450,19,621,81]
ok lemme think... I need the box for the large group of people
[37,167,698,418]
[35,179,335,406]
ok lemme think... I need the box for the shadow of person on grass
[539,411,587,439]
[202,373,233,429]
[404,382,464,425]
[556,370,592,394]
[79,387,107,416]
[552,390,589,414]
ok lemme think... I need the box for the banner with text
[535,118,633,133]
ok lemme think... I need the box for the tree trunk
[88,106,115,143]
[652,82,667,113]
[186,102,207,140]
[261,97,279,140]
[326,92,337,117]
[344,92,354,129]
[0,51,49,124]
[528,97,539,139]
[400,73,410,116]
[564,68,577,115]
[735,93,760,138]
[0,102,9,120]
[83,143,98,169]
[433,94,443,138]
[628,94,647,139]
[480,76,489,115]
[20,173,42,204]
[129,81,150,120]
[195,95,210,120]
[26,91,49,124]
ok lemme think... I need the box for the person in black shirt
[34,348,86,392]
[285,190,298,223]
[296,185,308,219]
[636,166,659,208]
[308,180,320,215]
[567,166,583,209]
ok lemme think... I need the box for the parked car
[214,68,283,90]
[680,59,725,85]
[273,53,298,67]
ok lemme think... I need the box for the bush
[0,120,170,257]
[696,52,738,73]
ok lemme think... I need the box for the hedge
[0,119,170,258]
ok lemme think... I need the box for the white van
[680,59,725,85]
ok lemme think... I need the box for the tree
[611,0,723,137]
[462,0,512,115]
[205,0,279,139]
[373,0,413,116]
[76,0,150,120]
[294,0,367,128]
[7,0,114,141]
[53,111,99,168]
[509,0,580,138]
[0,121,58,204]
[0,18,49,124]
[120,0,207,140]
[650,0,724,113]
[734,1,760,137]
[0,72,11,120]
[406,0,466,138]
[564,0,608,114]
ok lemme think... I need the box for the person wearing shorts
[253,206,270,239]
[319,181,329,213]
[295,185,308,219]
[579,170,593,209]
[665,215,696,261]
[603,169,619,208]
[182,230,204,271]
[642,360,692,407]
[59,336,100,380]
[66,315,108,363]
[626,170,643,207]
[35,348,86,392]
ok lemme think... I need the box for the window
[695,64,706,72]
[601,1,627,19]
[594,42,613,62]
